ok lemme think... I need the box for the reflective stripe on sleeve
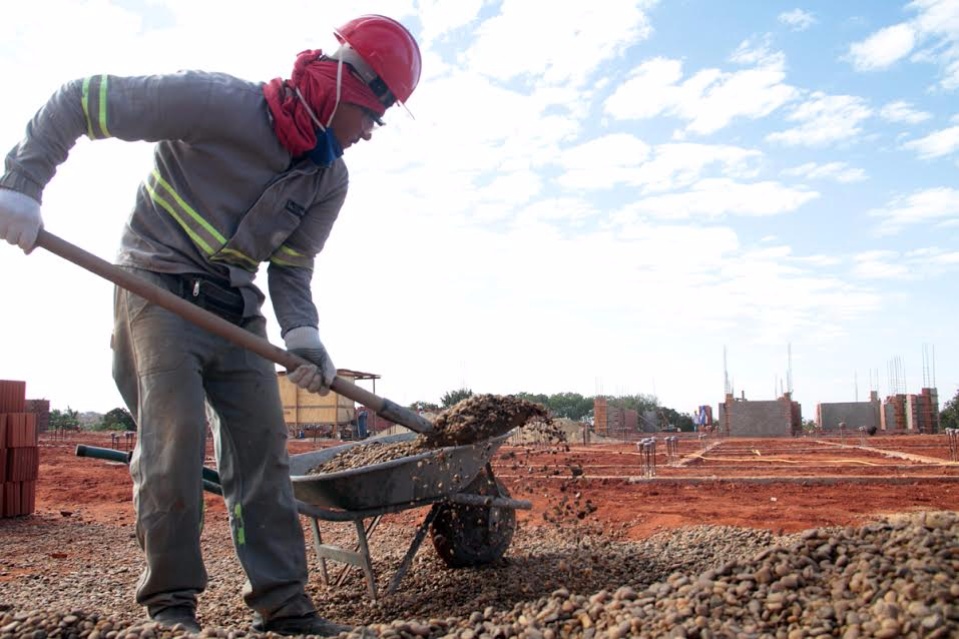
[81,75,112,140]
[269,245,313,268]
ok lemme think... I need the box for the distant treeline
[411,389,695,431]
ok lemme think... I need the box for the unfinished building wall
[881,395,908,432]
[593,397,607,436]
[607,406,625,436]
[718,398,794,437]
[920,388,940,433]
[816,401,881,431]
[624,409,638,432]
[904,391,940,433]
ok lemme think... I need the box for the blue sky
[0,0,956,418]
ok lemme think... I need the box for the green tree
[50,407,80,431]
[614,393,659,415]
[546,392,593,421]
[441,388,473,408]
[101,407,137,431]
[515,392,549,407]
[941,388,959,431]
[661,406,695,432]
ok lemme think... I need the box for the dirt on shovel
[308,394,552,475]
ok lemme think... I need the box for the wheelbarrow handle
[76,444,223,484]
[37,230,434,435]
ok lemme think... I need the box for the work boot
[252,612,351,637]
[150,605,201,633]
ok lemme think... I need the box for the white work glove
[0,188,43,253]
[284,326,337,396]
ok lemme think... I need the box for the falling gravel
[2,511,958,638]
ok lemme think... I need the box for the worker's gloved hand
[0,188,43,254]
[284,326,337,396]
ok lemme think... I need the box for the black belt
[169,274,246,325]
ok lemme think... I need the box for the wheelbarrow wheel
[429,468,516,568]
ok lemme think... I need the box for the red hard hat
[334,14,422,107]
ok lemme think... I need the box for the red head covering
[263,49,386,157]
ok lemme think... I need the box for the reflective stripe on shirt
[145,168,259,271]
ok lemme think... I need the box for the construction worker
[0,14,421,637]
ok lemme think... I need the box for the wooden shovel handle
[35,229,434,434]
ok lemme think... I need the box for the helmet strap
[293,57,342,132]
[294,86,326,132]
[329,44,396,108]
[329,55,343,129]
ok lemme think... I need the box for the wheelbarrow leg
[385,506,439,597]
[335,517,382,588]
[308,518,329,585]
[306,516,378,600]
[352,519,378,600]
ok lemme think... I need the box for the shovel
[34,229,435,435]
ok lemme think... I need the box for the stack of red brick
[0,379,38,517]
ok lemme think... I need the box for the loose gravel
[2,509,957,638]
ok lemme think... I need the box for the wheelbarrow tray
[289,432,510,512]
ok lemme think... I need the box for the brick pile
[0,379,38,517]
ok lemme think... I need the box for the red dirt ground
[32,431,959,544]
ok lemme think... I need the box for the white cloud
[604,57,685,120]
[880,100,933,124]
[416,0,485,45]
[730,36,784,67]
[625,179,819,220]
[766,92,873,146]
[906,246,959,267]
[465,0,656,88]
[852,251,911,279]
[902,125,959,158]
[848,23,917,70]
[605,51,798,136]
[778,9,817,31]
[852,247,959,279]
[554,138,762,193]
[514,197,599,227]
[782,161,868,183]
[553,134,651,190]
[630,143,762,193]
[845,0,959,88]
[868,187,959,234]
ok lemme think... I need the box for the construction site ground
[14,429,959,539]
[2,430,958,629]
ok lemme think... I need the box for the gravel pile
[2,510,957,637]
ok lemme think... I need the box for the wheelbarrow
[77,431,530,599]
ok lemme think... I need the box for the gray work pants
[111,267,315,621]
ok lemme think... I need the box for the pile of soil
[308,394,551,475]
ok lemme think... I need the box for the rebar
[947,428,959,463]
[636,437,657,478]
[665,436,679,465]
